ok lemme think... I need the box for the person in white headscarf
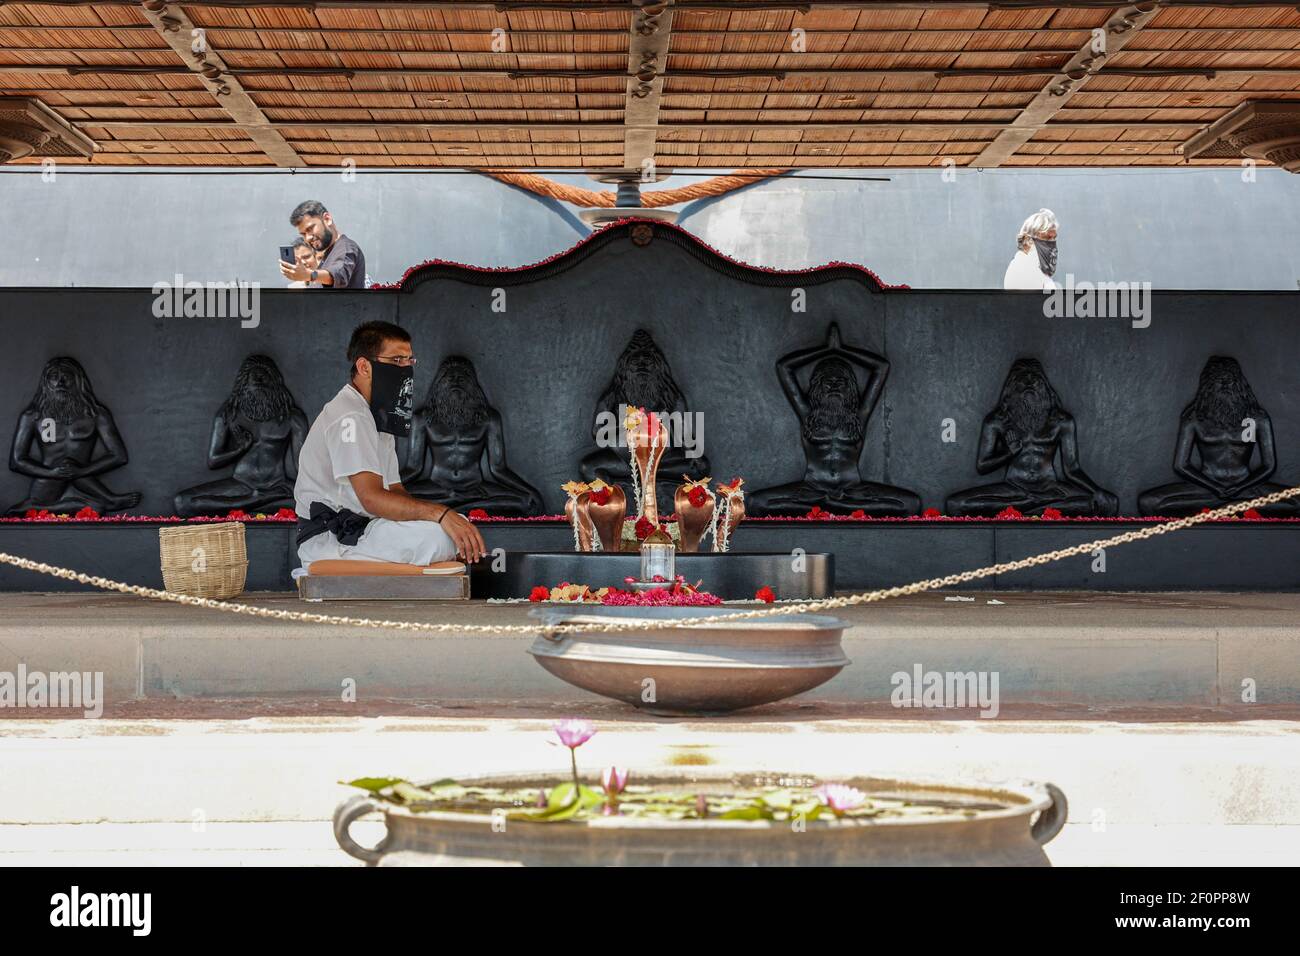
[1003,208,1059,290]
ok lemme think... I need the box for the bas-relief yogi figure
[748,322,921,517]
[579,328,709,515]
[7,356,142,515]
[945,358,1118,517]
[1139,356,1299,517]
[401,355,543,516]
[174,355,309,516]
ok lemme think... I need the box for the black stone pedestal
[470,551,835,601]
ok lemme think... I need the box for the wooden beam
[971,2,1163,168]
[137,1,301,167]
[5,64,1276,79]
[623,0,673,172]
[6,0,1298,10]
[14,24,1300,37]
[75,119,1208,131]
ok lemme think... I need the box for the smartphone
[279,245,296,265]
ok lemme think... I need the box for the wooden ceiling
[4,1,1300,168]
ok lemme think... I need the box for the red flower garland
[686,486,709,508]
[589,487,612,506]
[755,586,776,603]
[2,507,1294,526]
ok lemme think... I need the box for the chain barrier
[2,485,1297,636]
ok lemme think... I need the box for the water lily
[601,766,629,796]
[554,719,596,802]
[814,783,867,816]
[598,767,629,816]
[553,719,595,749]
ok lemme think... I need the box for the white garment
[294,383,454,567]
[1003,249,1057,290]
[297,516,455,567]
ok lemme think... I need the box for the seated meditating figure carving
[401,356,543,516]
[945,358,1118,517]
[7,356,142,515]
[579,328,709,515]
[748,322,920,517]
[174,355,309,517]
[1138,356,1299,517]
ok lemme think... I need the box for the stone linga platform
[470,551,833,600]
[1,521,1299,594]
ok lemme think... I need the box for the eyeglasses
[373,354,417,367]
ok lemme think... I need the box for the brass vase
[562,481,595,552]
[713,480,746,553]
[564,495,595,552]
[586,482,627,553]
[626,408,669,524]
[674,477,715,553]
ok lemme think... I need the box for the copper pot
[586,484,627,553]
[627,409,669,524]
[564,492,595,551]
[674,480,715,553]
[714,491,746,552]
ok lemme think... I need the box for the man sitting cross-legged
[293,321,487,570]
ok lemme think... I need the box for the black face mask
[1033,238,1058,277]
[368,361,414,437]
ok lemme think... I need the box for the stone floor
[2,710,1298,866]
[1,589,1298,865]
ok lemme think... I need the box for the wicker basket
[159,521,248,599]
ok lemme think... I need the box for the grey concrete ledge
[0,591,1297,707]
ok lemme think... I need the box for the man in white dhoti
[294,321,487,569]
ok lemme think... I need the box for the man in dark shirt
[280,200,367,289]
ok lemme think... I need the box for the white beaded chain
[1,485,1296,637]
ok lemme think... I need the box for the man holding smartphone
[279,200,367,289]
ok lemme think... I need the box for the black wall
[2,220,1298,517]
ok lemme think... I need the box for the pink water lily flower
[553,719,596,750]
[601,766,629,796]
[814,783,867,815]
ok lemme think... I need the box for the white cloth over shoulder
[293,383,454,567]
[1003,249,1056,291]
